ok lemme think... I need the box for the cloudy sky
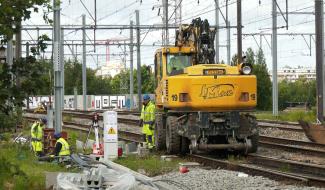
[22,0,317,71]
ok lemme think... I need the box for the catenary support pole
[226,0,231,64]
[315,0,324,122]
[272,0,278,116]
[215,0,219,63]
[82,14,87,111]
[26,42,30,110]
[129,21,134,110]
[7,39,13,83]
[61,28,65,109]
[136,10,142,111]
[237,0,242,64]
[53,0,62,132]
[227,21,231,64]
[163,0,169,45]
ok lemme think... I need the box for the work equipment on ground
[84,112,104,155]
[154,18,258,154]
[299,120,325,144]
[34,102,47,113]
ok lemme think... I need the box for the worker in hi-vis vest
[31,118,47,156]
[139,94,156,149]
[52,132,71,156]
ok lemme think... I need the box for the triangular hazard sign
[108,127,116,134]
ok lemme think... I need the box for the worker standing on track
[139,94,156,149]
[31,118,47,156]
[52,132,71,156]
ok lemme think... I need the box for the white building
[269,66,316,82]
[95,60,125,78]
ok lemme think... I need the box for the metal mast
[53,0,62,132]
[272,0,278,116]
[315,0,324,122]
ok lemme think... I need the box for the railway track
[257,121,303,132]
[23,113,325,187]
[189,154,325,187]
[259,135,325,158]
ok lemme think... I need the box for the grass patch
[114,154,187,177]
[279,164,291,173]
[254,110,316,123]
[0,142,72,190]
[63,114,73,122]
[227,154,245,163]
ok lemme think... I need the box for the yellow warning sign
[108,127,116,134]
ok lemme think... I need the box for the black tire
[155,113,166,151]
[180,136,190,154]
[166,116,181,154]
[248,133,259,153]
[247,115,259,153]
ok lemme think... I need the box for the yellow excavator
[154,18,258,154]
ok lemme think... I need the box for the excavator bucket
[298,120,325,144]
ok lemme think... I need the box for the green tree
[231,54,238,65]
[64,60,113,95]
[253,48,272,110]
[0,1,51,40]
[111,65,155,94]
[245,48,255,65]
[0,0,51,131]
[278,78,316,110]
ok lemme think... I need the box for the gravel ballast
[154,168,323,190]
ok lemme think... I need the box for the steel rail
[189,154,325,187]
[259,135,325,150]
[247,154,325,178]
[259,141,325,158]
[257,122,303,132]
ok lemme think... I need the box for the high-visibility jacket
[31,122,43,140]
[140,101,156,135]
[31,122,43,152]
[56,137,71,156]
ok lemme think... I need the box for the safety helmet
[53,132,61,139]
[40,117,47,124]
[143,94,150,101]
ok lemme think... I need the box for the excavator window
[166,54,191,75]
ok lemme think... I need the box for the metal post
[130,20,134,110]
[26,42,30,110]
[136,10,142,111]
[226,1,231,64]
[94,0,97,51]
[82,14,87,111]
[215,0,219,63]
[7,39,13,82]
[61,28,65,109]
[15,23,22,59]
[163,0,169,45]
[237,0,242,64]
[74,87,78,110]
[53,0,62,132]
[227,21,231,65]
[272,0,278,116]
[315,0,324,122]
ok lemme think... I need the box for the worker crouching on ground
[31,118,47,156]
[52,132,71,157]
[139,94,156,149]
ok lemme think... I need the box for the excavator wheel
[154,113,166,151]
[166,116,181,154]
[180,136,190,154]
[247,115,259,153]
